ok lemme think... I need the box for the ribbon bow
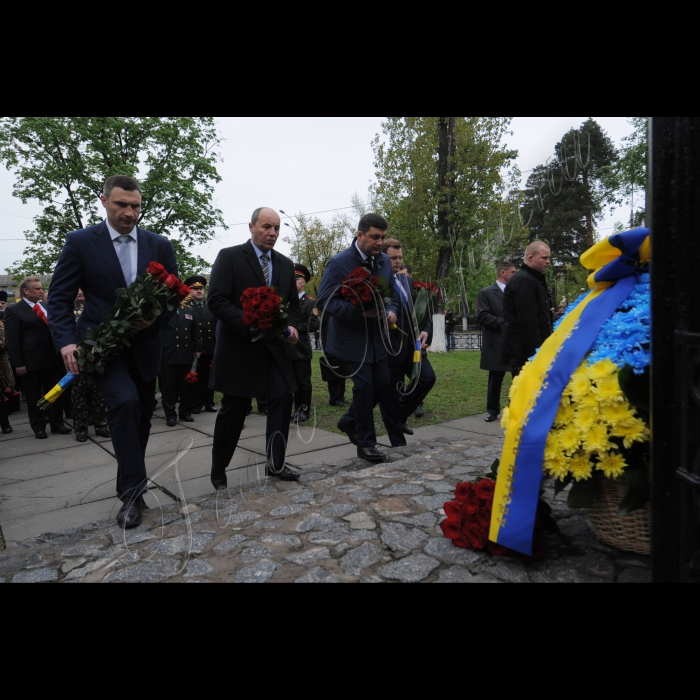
[489,228,650,556]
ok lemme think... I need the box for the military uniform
[187,299,217,412]
[291,265,318,422]
[72,302,109,441]
[160,303,202,424]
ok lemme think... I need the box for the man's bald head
[249,208,282,252]
[525,241,552,274]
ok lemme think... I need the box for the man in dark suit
[317,214,399,463]
[477,262,517,423]
[4,277,72,439]
[208,207,301,489]
[184,276,218,415]
[502,242,554,377]
[291,264,317,424]
[48,175,178,529]
[161,300,202,427]
[380,241,437,439]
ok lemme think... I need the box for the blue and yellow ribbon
[38,373,78,410]
[490,228,651,556]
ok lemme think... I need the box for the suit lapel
[245,241,267,286]
[137,228,154,276]
[93,222,127,287]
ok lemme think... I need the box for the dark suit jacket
[208,241,300,398]
[389,274,432,367]
[4,301,61,372]
[162,307,202,366]
[477,282,511,373]
[48,222,178,383]
[317,241,398,364]
[502,265,553,368]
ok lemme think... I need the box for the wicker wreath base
[588,475,651,556]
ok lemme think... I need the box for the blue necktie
[116,235,133,285]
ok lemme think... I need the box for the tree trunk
[582,168,595,248]
[437,117,457,282]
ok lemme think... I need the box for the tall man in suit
[49,175,178,529]
[4,277,72,440]
[317,214,399,463]
[477,262,517,423]
[208,207,301,490]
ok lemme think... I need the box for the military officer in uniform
[184,276,218,415]
[161,298,202,427]
[291,264,317,423]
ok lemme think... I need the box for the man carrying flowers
[48,176,179,530]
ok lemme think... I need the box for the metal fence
[451,332,483,351]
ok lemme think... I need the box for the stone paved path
[1,417,651,583]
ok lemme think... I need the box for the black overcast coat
[208,241,300,398]
[502,265,553,369]
[477,283,512,373]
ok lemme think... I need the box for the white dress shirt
[497,281,506,293]
[23,298,49,321]
[106,220,139,285]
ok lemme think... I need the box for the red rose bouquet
[441,464,553,561]
[240,286,291,342]
[38,262,190,411]
[341,267,391,313]
[185,357,199,385]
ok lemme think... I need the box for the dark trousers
[23,365,65,434]
[487,371,509,416]
[341,358,405,449]
[161,363,195,419]
[293,358,313,413]
[397,354,437,422]
[321,354,347,405]
[73,375,107,433]
[195,354,215,409]
[328,379,346,405]
[212,353,293,478]
[93,349,156,501]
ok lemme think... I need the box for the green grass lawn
[219,352,511,437]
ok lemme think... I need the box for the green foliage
[0,117,226,277]
[372,117,516,288]
[523,119,619,266]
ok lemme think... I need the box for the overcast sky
[0,117,637,275]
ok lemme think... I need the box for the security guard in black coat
[184,276,218,414]
[291,264,318,423]
[161,298,202,427]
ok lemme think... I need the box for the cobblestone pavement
[0,432,651,584]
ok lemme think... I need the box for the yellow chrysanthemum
[578,391,602,409]
[596,452,628,479]
[583,422,614,455]
[559,424,582,455]
[545,455,570,481]
[569,373,593,402]
[588,359,619,382]
[509,369,527,400]
[575,406,599,432]
[570,453,594,482]
[599,403,637,426]
[610,419,650,450]
[554,401,576,428]
[592,377,625,406]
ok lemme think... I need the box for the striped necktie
[261,253,270,286]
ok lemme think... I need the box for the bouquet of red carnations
[38,263,190,411]
[341,267,391,313]
[240,286,291,342]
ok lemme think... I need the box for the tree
[0,117,226,278]
[372,117,516,286]
[522,118,618,265]
[282,212,354,297]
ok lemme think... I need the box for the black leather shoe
[338,421,359,447]
[212,479,228,492]
[179,415,195,423]
[402,424,414,436]
[205,405,218,413]
[35,431,48,440]
[95,428,111,439]
[76,432,89,443]
[52,426,73,435]
[166,418,177,428]
[266,465,301,482]
[358,446,386,463]
[485,414,499,423]
[117,497,144,530]
[2,425,13,435]
[192,407,202,415]
[414,405,425,419]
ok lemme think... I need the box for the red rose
[258,287,269,295]
[370,277,379,286]
[474,480,496,503]
[260,301,273,314]
[488,543,509,557]
[147,262,167,278]
[258,319,272,331]
[243,314,255,326]
[164,275,180,290]
[440,518,462,541]
[177,284,190,301]
[244,289,257,299]
[453,537,473,550]
[254,310,264,320]
[455,483,472,502]
[361,290,372,303]
[444,501,462,521]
